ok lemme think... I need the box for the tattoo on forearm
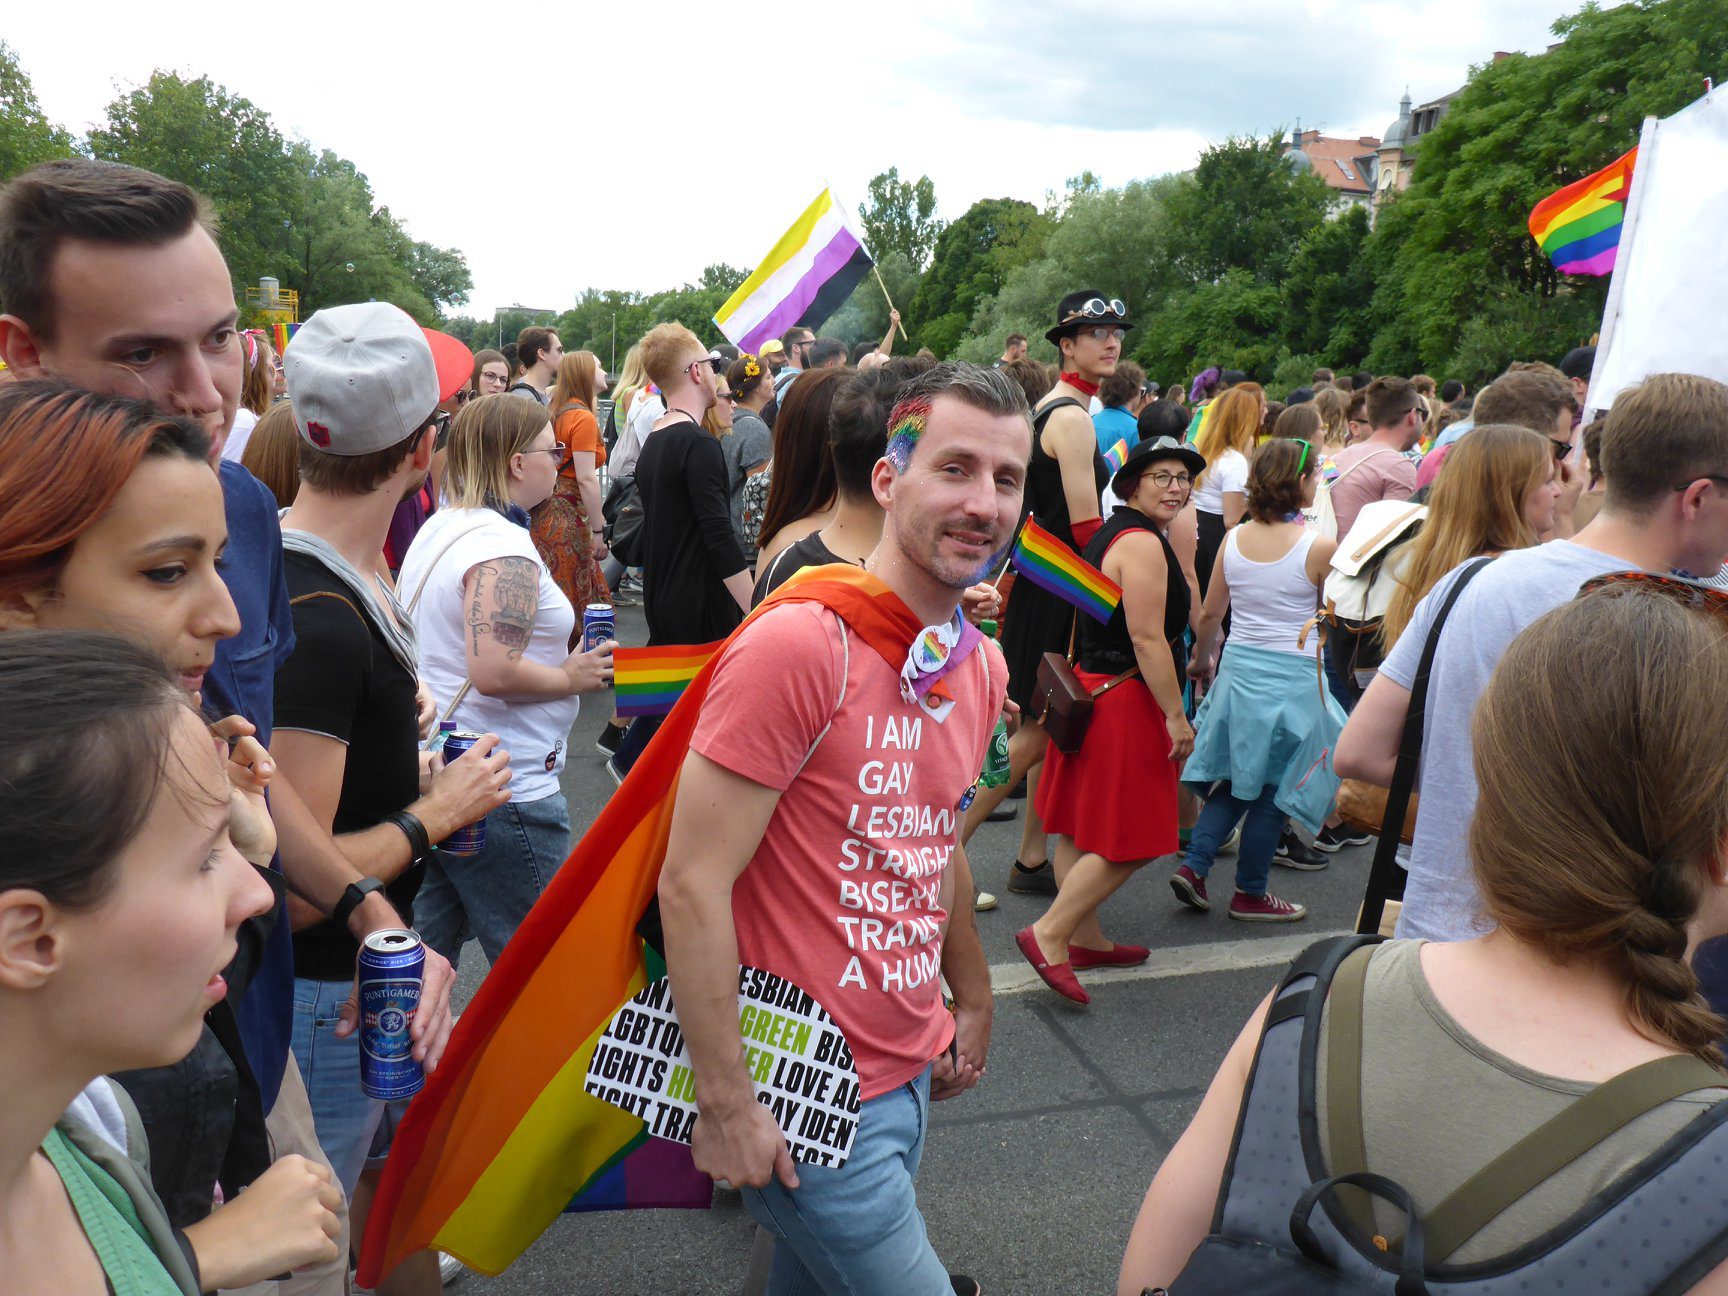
[465,556,537,659]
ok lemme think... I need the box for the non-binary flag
[611,644,722,717]
[1011,517,1123,624]
[714,189,874,354]
[1528,147,1638,276]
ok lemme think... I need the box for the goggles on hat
[1061,297,1127,325]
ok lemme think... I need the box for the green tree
[1364,0,1728,374]
[908,198,1048,357]
[858,168,942,269]
[1133,271,1286,384]
[1164,134,1332,286]
[1279,204,1375,368]
[818,249,919,349]
[0,42,76,180]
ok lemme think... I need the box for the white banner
[1590,88,1728,410]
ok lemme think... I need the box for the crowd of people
[6,152,1728,1296]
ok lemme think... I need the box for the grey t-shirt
[722,411,773,547]
[1380,540,1634,941]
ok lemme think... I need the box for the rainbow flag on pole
[1011,517,1123,623]
[1529,147,1638,276]
[612,644,721,717]
[271,322,300,354]
[714,189,874,354]
[1103,438,1131,473]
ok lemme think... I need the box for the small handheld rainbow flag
[271,322,300,354]
[612,644,721,716]
[1529,147,1638,276]
[1011,517,1122,624]
[1103,438,1130,473]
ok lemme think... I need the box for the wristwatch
[333,876,387,934]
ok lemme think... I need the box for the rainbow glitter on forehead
[885,395,933,470]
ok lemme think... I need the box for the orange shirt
[554,402,604,479]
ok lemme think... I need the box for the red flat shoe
[1069,942,1151,970]
[1015,927,1090,1005]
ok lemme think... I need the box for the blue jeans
[743,1067,949,1296]
[291,976,384,1200]
[1322,635,1362,714]
[1184,781,1284,897]
[612,714,662,778]
[415,791,571,969]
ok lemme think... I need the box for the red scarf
[1060,371,1100,397]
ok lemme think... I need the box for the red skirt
[1036,671,1179,863]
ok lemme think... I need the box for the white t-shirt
[222,407,259,463]
[399,507,578,802]
[611,391,665,479]
[1192,447,1248,515]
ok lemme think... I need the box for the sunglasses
[1672,474,1728,492]
[1549,437,1572,462]
[521,441,568,458]
[1062,297,1126,323]
[1578,570,1728,614]
[453,387,472,405]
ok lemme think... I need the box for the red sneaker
[1229,890,1307,923]
[1069,942,1151,969]
[1170,865,1210,911]
[1015,927,1090,1005]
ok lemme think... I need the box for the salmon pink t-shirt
[691,600,1007,1099]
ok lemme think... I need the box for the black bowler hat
[1111,435,1205,499]
[1045,290,1134,346]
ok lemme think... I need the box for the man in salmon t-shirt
[659,362,1026,1295]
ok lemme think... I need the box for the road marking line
[988,929,1351,996]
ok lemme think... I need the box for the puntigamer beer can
[582,603,616,654]
[359,929,425,1101]
[438,731,486,854]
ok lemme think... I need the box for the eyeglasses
[1672,475,1728,492]
[431,410,453,438]
[1578,570,1728,616]
[521,441,568,458]
[1148,470,1192,489]
[1062,297,1127,323]
[1078,326,1126,343]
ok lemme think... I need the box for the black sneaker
[1006,860,1057,895]
[951,1278,982,1296]
[595,721,628,757]
[1007,779,1027,800]
[985,800,1017,822]
[1313,823,1372,852]
[1273,830,1329,871]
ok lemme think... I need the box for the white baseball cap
[285,302,440,455]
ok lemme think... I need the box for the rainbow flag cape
[357,565,928,1286]
[1528,147,1638,276]
[1010,517,1123,624]
[612,644,720,717]
[713,188,874,354]
[271,322,300,354]
[1103,438,1130,473]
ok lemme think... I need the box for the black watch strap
[333,876,387,933]
[386,809,432,865]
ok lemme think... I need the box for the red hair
[0,379,211,605]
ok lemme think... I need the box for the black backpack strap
[1420,1054,1728,1261]
[1032,395,1088,434]
[1357,555,1496,934]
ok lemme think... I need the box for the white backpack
[1304,446,1404,540]
[1318,500,1426,672]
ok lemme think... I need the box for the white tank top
[1222,526,1320,655]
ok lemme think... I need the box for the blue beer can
[438,731,487,855]
[582,603,616,654]
[359,929,425,1100]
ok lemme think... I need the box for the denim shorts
[290,976,409,1200]
[743,1066,950,1296]
[414,791,572,968]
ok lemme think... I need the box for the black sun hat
[1110,435,1205,499]
[1045,290,1134,346]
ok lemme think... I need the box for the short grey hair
[885,362,1033,469]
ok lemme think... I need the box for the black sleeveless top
[1077,506,1191,675]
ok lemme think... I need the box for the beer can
[978,716,1012,789]
[438,731,487,854]
[582,603,616,654]
[359,929,425,1100]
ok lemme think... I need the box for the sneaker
[985,800,1017,822]
[951,1277,982,1296]
[1273,830,1329,871]
[1006,860,1057,896]
[1314,823,1372,852]
[438,1252,467,1287]
[595,720,628,757]
[1007,780,1027,801]
[974,890,998,913]
[1230,890,1307,922]
[609,586,641,607]
[619,575,645,597]
[1217,825,1241,855]
[606,757,626,787]
[1170,864,1210,911]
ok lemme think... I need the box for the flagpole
[872,265,910,342]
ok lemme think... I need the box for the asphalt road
[440,601,1373,1296]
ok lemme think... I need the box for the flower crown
[730,354,762,399]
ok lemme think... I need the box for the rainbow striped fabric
[1529,147,1638,276]
[1011,517,1123,624]
[714,189,874,354]
[356,566,933,1285]
[612,644,720,717]
[1103,438,1130,473]
[271,322,300,355]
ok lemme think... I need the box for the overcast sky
[9,0,1588,317]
